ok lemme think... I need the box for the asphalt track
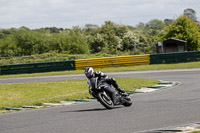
[1,68,200,133]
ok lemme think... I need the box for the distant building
[157,38,187,53]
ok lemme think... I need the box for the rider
[84,67,126,105]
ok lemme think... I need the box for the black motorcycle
[88,77,132,109]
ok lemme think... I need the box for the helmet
[84,67,94,78]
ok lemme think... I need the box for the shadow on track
[61,107,122,113]
[70,108,107,112]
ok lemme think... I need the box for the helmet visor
[85,73,92,78]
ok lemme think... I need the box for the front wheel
[97,92,114,109]
[123,96,132,107]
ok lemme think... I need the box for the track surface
[1,68,200,133]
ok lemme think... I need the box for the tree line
[0,9,200,57]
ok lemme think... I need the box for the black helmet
[84,67,94,78]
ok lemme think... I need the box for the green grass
[0,52,123,65]
[0,78,159,110]
[190,131,200,133]
[1,61,200,79]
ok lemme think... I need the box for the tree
[0,35,18,56]
[15,29,50,55]
[145,19,166,36]
[162,16,200,51]
[88,33,105,53]
[99,21,134,53]
[50,34,64,53]
[136,22,145,30]
[71,26,85,36]
[164,19,174,26]
[122,37,130,51]
[184,8,197,22]
[51,34,88,54]
[84,24,99,33]
[99,21,120,53]
[66,34,89,54]
[134,19,166,54]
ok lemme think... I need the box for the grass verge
[0,78,159,110]
[0,61,200,79]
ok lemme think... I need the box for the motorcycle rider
[84,67,126,105]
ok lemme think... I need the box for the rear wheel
[97,92,114,109]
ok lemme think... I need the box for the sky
[0,0,200,29]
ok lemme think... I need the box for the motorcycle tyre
[97,92,114,109]
[123,96,132,107]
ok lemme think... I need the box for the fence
[75,54,150,70]
[0,60,75,75]
[1,51,200,75]
[150,51,200,64]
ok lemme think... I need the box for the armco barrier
[0,60,75,75]
[150,51,200,64]
[1,51,200,75]
[75,54,150,70]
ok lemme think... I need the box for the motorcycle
[88,77,132,109]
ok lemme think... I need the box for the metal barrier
[0,60,75,75]
[150,51,200,64]
[75,54,150,70]
[1,51,200,75]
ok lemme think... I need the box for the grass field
[0,61,200,79]
[0,78,159,110]
[1,61,199,111]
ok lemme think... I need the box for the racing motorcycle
[88,77,132,109]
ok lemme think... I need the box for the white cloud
[0,0,199,29]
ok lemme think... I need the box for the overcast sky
[0,0,199,29]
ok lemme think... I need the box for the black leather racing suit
[94,71,125,93]
[94,71,125,104]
